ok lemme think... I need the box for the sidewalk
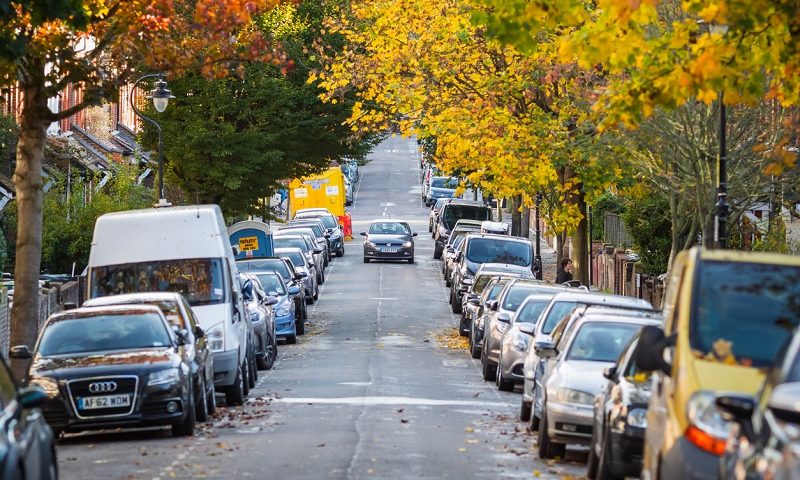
[529,228,558,283]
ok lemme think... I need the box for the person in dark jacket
[556,258,573,284]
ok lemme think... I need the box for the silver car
[535,314,660,459]
[274,232,326,284]
[459,263,534,336]
[523,292,653,430]
[496,293,561,392]
[275,247,318,303]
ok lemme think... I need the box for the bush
[622,191,671,275]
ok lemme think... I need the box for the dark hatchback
[433,200,492,259]
[15,305,198,437]
[238,257,308,323]
[361,220,417,264]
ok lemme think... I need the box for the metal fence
[604,213,634,248]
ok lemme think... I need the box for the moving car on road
[18,305,200,437]
[433,200,491,259]
[361,219,417,264]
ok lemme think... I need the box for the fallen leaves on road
[432,327,469,350]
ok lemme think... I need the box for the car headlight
[366,241,377,247]
[208,323,224,353]
[685,390,730,455]
[402,241,412,247]
[626,408,648,428]
[555,388,594,405]
[276,301,292,317]
[148,368,180,386]
[496,322,508,334]
[513,336,528,352]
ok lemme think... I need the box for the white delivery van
[87,205,251,405]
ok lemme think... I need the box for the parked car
[587,332,651,480]
[284,219,331,265]
[429,198,449,235]
[524,292,652,431]
[535,313,660,459]
[467,276,513,359]
[716,326,800,480]
[441,219,483,279]
[273,233,326,285]
[240,273,279,369]
[424,176,459,206]
[361,219,417,264]
[237,257,308,323]
[252,271,299,344]
[88,205,251,407]
[275,247,319,303]
[82,292,217,421]
[433,200,492,259]
[294,210,345,257]
[0,354,57,479]
[450,233,534,313]
[459,263,534,335]
[344,176,354,206]
[634,247,800,480]
[442,235,465,282]
[481,279,564,382]
[17,305,200,436]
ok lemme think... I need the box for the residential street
[56,135,584,479]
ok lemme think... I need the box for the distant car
[252,271,299,344]
[361,219,417,264]
[0,354,57,479]
[237,257,308,323]
[240,273,279,369]
[344,176,354,206]
[716,327,800,480]
[535,313,659,459]
[442,235,466,284]
[433,200,492,259]
[425,176,458,206]
[294,210,345,257]
[587,332,651,480]
[467,277,512,359]
[274,247,318,303]
[273,233,325,285]
[429,198,449,235]
[18,305,200,436]
[458,263,534,336]
[283,219,331,265]
[82,292,217,421]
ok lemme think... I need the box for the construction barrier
[338,213,352,240]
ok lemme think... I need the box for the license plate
[78,394,131,410]
[382,248,398,253]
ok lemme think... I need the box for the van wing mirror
[634,325,674,375]
[9,345,32,359]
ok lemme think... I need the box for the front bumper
[275,312,296,337]
[545,401,594,444]
[499,347,526,383]
[251,319,268,356]
[607,426,645,477]
[660,435,719,480]
[212,348,239,388]
[363,244,414,260]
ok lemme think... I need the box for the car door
[0,358,46,479]
[181,296,212,391]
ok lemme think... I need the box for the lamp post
[709,22,730,249]
[534,192,543,280]
[130,73,175,202]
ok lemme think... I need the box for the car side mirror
[297,271,308,278]
[194,325,205,339]
[468,298,480,306]
[635,325,674,376]
[767,382,800,426]
[603,366,618,382]
[174,328,190,345]
[412,232,418,237]
[496,312,511,323]
[717,393,757,440]
[487,300,498,312]
[339,225,344,230]
[446,246,454,253]
[534,341,557,358]
[455,252,462,262]
[313,248,324,254]
[360,232,367,236]
[517,323,535,335]
[9,345,32,359]
[288,285,301,295]
[266,295,279,306]
[18,386,47,409]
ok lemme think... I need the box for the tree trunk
[520,205,530,239]
[510,195,522,236]
[572,191,589,285]
[9,80,49,381]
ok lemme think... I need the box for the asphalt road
[57,135,585,479]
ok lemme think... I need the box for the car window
[691,261,800,368]
[466,238,531,266]
[515,299,550,324]
[239,260,291,281]
[38,313,171,356]
[255,273,286,295]
[154,301,185,328]
[0,359,16,409]
[274,237,308,252]
[502,285,550,311]
[369,222,410,235]
[566,322,641,362]
[430,177,458,188]
[280,252,306,268]
[473,274,493,294]
[442,205,491,228]
[541,301,580,334]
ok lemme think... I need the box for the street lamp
[709,21,729,248]
[534,192,543,280]
[130,73,175,202]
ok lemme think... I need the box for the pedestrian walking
[556,258,573,284]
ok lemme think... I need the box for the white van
[87,205,251,405]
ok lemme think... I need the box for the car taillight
[685,425,726,455]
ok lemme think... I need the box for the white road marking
[274,396,507,407]
[369,297,398,300]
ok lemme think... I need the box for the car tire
[481,346,496,382]
[172,386,196,437]
[459,313,469,336]
[520,400,532,422]
[445,274,451,287]
[264,333,278,370]
[433,246,442,260]
[195,376,209,422]
[286,332,297,344]
[596,427,621,480]
[337,247,345,257]
[408,257,414,264]
[313,287,319,302]
[429,221,432,233]
[248,350,257,388]
[470,333,481,359]
[241,360,251,396]
[529,412,540,432]
[363,257,369,263]
[318,272,325,285]
[296,316,305,335]
[206,378,217,416]
[225,363,246,406]
[537,410,566,459]
[497,364,514,392]
[587,425,600,479]
[451,293,462,314]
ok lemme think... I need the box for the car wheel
[596,427,622,480]
[445,273,451,287]
[587,423,600,479]
[248,350,257,388]
[312,287,319,301]
[363,257,369,263]
[451,293,462,314]
[264,333,278,370]
[337,246,345,257]
[429,221,432,232]
[225,363,245,406]
[296,316,305,335]
[481,345,496,381]
[408,257,414,264]
[206,378,217,416]
[195,376,209,422]
[520,400,532,422]
[497,364,514,392]
[172,384,196,437]
[302,301,308,321]
[470,332,481,359]
[433,246,442,259]
[241,360,251,396]
[318,272,325,285]
[459,313,469,336]
[537,410,566,459]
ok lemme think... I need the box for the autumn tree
[0,0,283,378]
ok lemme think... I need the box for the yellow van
[636,247,800,480]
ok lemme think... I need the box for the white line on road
[369,297,397,300]
[273,396,507,408]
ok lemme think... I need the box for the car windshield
[567,322,641,362]
[369,222,410,235]
[91,258,225,306]
[466,238,531,266]
[274,237,309,252]
[279,251,306,268]
[238,259,290,280]
[255,273,286,296]
[311,215,338,229]
[290,224,324,236]
[690,261,800,368]
[515,299,551,324]
[473,274,495,294]
[434,199,448,210]
[442,205,491,228]
[451,235,465,250]
[430,177,458,188]
[38,313,171,356]
[502,285,549,310]
[541,301,580,334]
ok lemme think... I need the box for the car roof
[465,232,531,244]
[444,199,485,206]
[274,247,305,254]
[548,290,653,309]
[476,263,533,274]
[505,278,560,289]
[453,219,484,227]
[369,219,410,224]
[49,304,166,322]
[83,292,185,307]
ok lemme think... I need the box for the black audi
[13,305,198,437]
[361,219,417,264]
